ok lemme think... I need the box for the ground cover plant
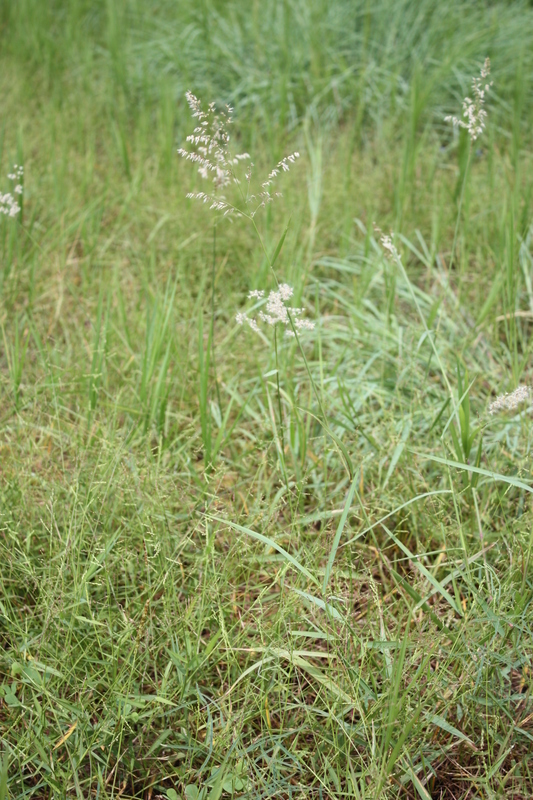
[2,0,533,797]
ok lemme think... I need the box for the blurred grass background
[2,0,533,798]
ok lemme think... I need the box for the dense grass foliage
[2,1,533,798]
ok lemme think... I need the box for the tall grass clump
[2,2,533,798]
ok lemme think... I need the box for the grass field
[2,1,533,797]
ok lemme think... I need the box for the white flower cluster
[0,164,23,218]
[177,91,249,217]
[488,385,530,415]
[374,224,399,261]
[179,92,300,218]
[236,284,315,338]
[445,58,492,141]
[379,231,398,261]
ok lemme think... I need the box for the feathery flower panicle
[445,58,492,141]
[374,225,399,261]
[236,284,315,338]
[246,152,301,216]
[488,385,530,415]
[380,232,398,261]
[0,164,23,218]
[179,92,300,218]
[262,153,300,186]
[177,91,249,217]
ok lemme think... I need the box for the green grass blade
[0,754,8,800]
[417,452,533,493]
[381,524,463,617]
[322,470,358,595]
[291,588,344,620]
[209,516,319,586]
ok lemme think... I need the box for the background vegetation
[2,0,533,797]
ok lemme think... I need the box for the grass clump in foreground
[2,0,533,797]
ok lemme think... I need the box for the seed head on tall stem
[236,284,315,338]
[445,58,492,142]
[178,92,300,219]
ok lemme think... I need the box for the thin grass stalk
[273,324,291,500]
[273,325,284,446]
[448,145,472,281]
[390,246,454,405]
[211,220,222,411]
[219,169,353,478]
[248,215,353,479]
[198,314,212,472]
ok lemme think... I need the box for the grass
[1,0,533,797]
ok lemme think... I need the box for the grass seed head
[445,57,492,141]
[488,385,530,415]
[179,93,300,218]
[236,284,314,338]
[0,164,23,217]
[374,225,399,261]
[178,91,250,217]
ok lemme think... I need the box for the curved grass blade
[271,648,354,706]
[426,712,476,749]
[291,588,344,620]
[301,407,354,479]
[382,524,463,617]
[271,219,291,267]
[341,490,451,548]
[209,516,319,586]
[322,470,359,595]
[417,452,533,493]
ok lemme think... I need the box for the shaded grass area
[2,1,533,798]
